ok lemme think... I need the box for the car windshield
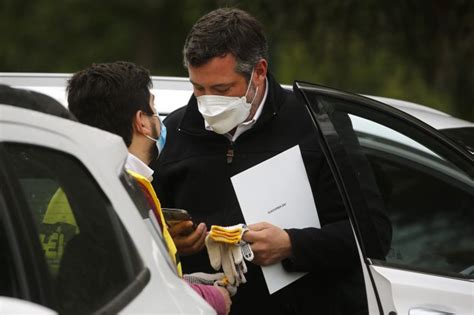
[440,127,474,153]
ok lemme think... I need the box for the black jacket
[153,74,368,314]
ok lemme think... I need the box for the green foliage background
[1,0,472,120]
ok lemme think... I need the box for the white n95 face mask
[197,71,258,134]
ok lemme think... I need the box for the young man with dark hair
[153,8,390,314]
[67,61,231,315]
[68,62,157,147]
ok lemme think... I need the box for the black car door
[294,81,474,315]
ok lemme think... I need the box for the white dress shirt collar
[125,152,154,181]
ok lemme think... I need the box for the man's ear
[133,111,151,135]
[254,59,268,84]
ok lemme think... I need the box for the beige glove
[205,224,253,286]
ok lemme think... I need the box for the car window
[351,115,474,276]
[299,88,474,279]
[1,143,148,314]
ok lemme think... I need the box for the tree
[0,0,472,120]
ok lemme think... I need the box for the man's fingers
[174,223,207,255]
[243,222,272,243]
[247,222,271,231]
[168,220,194,237]
[180,221,206,246]
[244,225,292,266]
[191,224,207,252]
[242,230,259,243]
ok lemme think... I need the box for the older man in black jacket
[153,8,389,315]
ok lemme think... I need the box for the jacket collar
[178,72,286,136]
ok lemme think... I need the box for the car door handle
[409,307,455,315]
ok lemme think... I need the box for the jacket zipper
[226,141,234,164]
[225,112,277,164]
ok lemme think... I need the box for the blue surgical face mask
[145,114,167,156]
[157,122,167,153]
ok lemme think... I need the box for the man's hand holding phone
[162,208,207,256]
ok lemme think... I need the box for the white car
[0,104,214,313]
[1,73,473,315]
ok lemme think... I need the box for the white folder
[231,145,320,294]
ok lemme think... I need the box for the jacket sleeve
[282,221,358,272]
[281,148,360,272]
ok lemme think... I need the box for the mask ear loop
[248,86,259,106]
[244,70,255,96]
[244,70,258,105]
[143,114,160,142]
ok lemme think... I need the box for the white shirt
[204,78,269,142]
[125,152,154,181]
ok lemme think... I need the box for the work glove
[183,272,238,296]
[205,224,254,287]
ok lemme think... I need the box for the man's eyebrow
[211,83,233,89]
[189,80,233,89]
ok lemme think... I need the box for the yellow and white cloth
[205,224,254,287]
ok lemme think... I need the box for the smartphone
[161,208,195,228]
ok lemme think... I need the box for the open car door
[294,81,474,315]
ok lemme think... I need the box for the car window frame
[0,141,150,314]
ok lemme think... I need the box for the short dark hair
[0,84,76,121]
[67,61,153,146]
[183,8,268,80]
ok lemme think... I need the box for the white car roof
[0,103,127,174]
[0,72,193,116]
[1,72,472,130]
[365,95,473,130]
